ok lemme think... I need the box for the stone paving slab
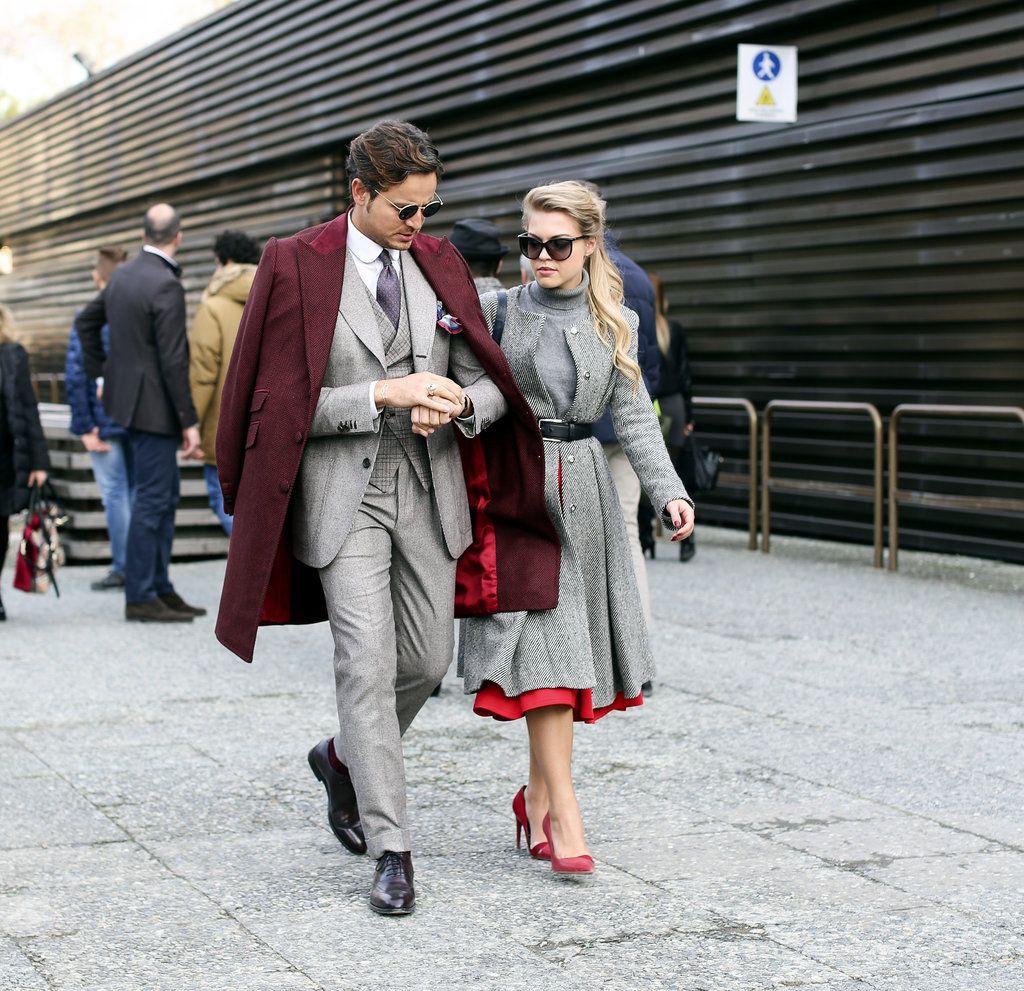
[1,526,1022,990]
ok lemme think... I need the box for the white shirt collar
[142,244,176,266]
[347,211,399,266]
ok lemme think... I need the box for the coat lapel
[297,215,349,410]
[338,251,385,367]
[400,253,438,372]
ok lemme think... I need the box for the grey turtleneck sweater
[518,272,592,418]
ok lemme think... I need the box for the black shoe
[126,598,194,623]
[0,595,5,621]
[369,851,415,915]
[159,591,207,617]
[91,570,125,591]
[641,681,653,697]
[640,537,656,559]
[307,739,367,855]
[679,536,696,562]
[429,683,442,698]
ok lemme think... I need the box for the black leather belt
[538,418,593,442]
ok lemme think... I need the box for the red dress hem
[473,680,643,725]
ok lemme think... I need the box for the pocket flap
[245,420,260,449]
[249,389,269,412]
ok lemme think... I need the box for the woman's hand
[27,470,48,489]
[666,499,694,541]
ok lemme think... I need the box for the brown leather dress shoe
[369,851,415,915]
[159,591,207,617]
[126,599,193,623]
[307,739,366,855]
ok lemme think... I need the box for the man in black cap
[450,218,508,295]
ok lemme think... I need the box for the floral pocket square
[436,302,463,335]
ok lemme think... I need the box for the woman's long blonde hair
[649,273,671,356]
[522,181,642,388]
[0,303,16,344]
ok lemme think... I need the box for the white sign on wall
[736,44,797,123]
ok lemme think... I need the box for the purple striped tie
[376,250,401,331]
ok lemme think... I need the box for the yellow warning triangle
[756,86,776,107]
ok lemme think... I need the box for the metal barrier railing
[693,396,758,550]
[31,372,64,403]
[888,404,1024,572]
[762,400,884,568]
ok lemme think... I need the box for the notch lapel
[338,252,386,367]
[297,217,349,410]
[401,254,438,373]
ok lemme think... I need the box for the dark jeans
[125,429,179,605]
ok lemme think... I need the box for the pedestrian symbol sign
[754,50,780,81]
[737,43,797,123]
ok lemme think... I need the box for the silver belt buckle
[538,418,564,443]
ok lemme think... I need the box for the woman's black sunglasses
[376,189,444,222]
[518,233,586,261]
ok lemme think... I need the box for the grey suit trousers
[320,459,455,858]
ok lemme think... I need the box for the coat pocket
[245,420,260,449]
[249,389,270,413]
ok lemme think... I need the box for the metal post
[762,400,884,567]
[693,397,758,550]
[888,404,1024,572]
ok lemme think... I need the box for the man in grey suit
[285,122,506,914]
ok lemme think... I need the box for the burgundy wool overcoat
[215,214,560,662]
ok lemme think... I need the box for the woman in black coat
[0,305,51,619]
[641,275,696,561]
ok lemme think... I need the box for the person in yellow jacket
[189,231,261,535]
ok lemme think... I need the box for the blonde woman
[459,181,694,873]
[0,305,50,620]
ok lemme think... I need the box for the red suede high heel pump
[512,786,551,860]
[542,813,594,875]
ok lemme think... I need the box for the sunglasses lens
[549,238,574,261]
[421,201,441,218]
[519,236,542,259]
[397,204,418,221]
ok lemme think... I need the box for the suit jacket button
[567,454,575,464]
[569,504,577,513]
[294,431,303,444]
[583,371,591,379]
[362,457,372,469]
[279,481,290,494]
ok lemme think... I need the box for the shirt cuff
[368,381,381,419]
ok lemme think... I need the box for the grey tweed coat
[459,281,691,709]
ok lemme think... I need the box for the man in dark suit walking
[77,204,205,623]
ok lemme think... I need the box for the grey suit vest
[361,278,430,491]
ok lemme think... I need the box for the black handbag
[680,438,723,496]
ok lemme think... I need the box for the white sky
[0,0,235,112]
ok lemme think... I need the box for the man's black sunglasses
[518,233,586,261]
[376,189,444,221]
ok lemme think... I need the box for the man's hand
[410,393,471,437]
[411,404,453,437]
[667,500,695,541]
[181,426,203,460]
[81,428,111,453]
[375,372,462,415]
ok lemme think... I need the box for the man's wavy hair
[345,120,444,198]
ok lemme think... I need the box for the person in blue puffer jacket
[66,246,132,590]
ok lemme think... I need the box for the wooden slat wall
[1,0,1021,561]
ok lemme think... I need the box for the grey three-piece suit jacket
[291,249,506,568]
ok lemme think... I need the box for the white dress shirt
[142,243,178,268]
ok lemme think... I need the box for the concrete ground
[1,527,1022,991]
